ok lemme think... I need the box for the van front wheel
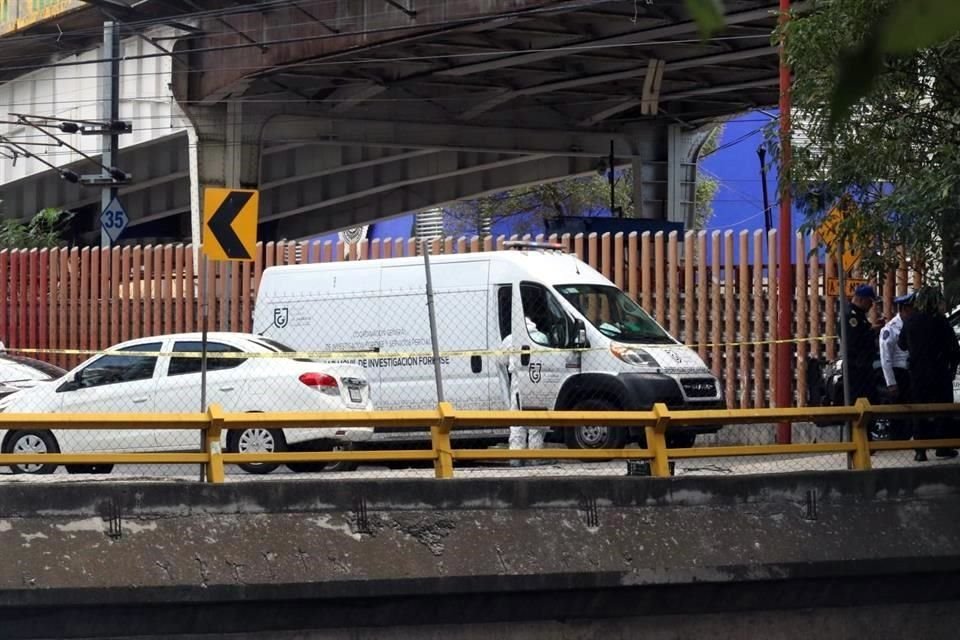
[565,399,628,450]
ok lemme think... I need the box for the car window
[519,283,569,348]
[497,286,512,340]
[168,341,246,376]
[77,343,161,388]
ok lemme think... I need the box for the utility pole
[608,140,618,218]
[775,0,794,442]
[100,20,121,248]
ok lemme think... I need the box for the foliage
[693,126,722,229]
[442,174,631,237]
[775,0,960,304]
[0,208,74,249]
[685,0,960,124]
[444,125,723,236]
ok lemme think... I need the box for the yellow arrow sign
[203,187,258,262]
[816,205,860,274]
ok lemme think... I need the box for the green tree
[776,0,960,304]
[685,0,960,120]
[693,126,722,229]
[0,208,74,249]
[444,125,722,236]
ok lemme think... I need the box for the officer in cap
[844,283,884,407]
[898,285,960,460]
[879,292,915,440]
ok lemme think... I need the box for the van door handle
[521,345,531,366]
[132,397,148,404]
[219,386,235,392]
[470,355,482,374]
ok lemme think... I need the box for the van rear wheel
[565,399,628,450]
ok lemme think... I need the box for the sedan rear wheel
[228,428,286,474]
[287,442,359,473]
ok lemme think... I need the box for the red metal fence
[0,229,921,409]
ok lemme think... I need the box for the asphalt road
[1,447,957,483]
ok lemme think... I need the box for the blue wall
[701,110,808,263]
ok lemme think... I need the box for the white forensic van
[254,243,723,449]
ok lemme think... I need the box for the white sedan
[0,332,373,475]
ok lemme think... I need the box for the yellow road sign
[816,205,860,273]
[203,188,258,261]
[827,277,868,297]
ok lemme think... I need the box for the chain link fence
[0,248,957,479]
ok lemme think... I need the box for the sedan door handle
[219,386,236,392]
[132,397,148,404]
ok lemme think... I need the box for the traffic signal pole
[776,0,793,442]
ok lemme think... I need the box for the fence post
[849,398,873,471]
[432,402,456,479]
[206,404,226,484]
[648,403,672,477]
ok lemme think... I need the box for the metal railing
[0,399,958,482]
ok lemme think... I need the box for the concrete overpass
[0,0,785,244]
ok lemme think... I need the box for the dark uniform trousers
[889,367,913,441]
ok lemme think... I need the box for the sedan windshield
[554,284,673,344]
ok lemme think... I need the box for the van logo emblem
[273,307,289,329]
[529,363,542,384]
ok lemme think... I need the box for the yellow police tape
[1,335,840,361]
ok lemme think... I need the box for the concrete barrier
[1,467,959,638]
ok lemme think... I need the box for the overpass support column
[182,102,265,246]
[631,124,708,224]
[665,124,707,228]
[631,157,649,219]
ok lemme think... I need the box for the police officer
[898,286,960,461]
[879,292,915,440]
[844,284,884,406]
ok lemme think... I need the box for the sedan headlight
[610,344,659,367]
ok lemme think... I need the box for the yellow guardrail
[0,400,958,482]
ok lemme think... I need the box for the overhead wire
[0,1,780,177]
[0,0,777,77]
[0,29,775,85]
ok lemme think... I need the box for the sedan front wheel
[4,430,60,475]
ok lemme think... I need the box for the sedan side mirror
[57,370,80,393]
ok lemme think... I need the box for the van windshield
[554,284,673,344]
[250,337,314,362]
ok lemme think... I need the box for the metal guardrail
[0,399,958,482]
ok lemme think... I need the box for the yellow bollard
[431,402,456,479]
[205,404,226,484]
[648,403,673,477]
[849,397,873,471]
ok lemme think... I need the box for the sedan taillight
[299,372,339,395]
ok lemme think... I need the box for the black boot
[935,448,958,459]
[914,449,928,462]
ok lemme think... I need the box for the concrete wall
[1,467,959,638]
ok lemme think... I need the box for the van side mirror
[572,319,588,349]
